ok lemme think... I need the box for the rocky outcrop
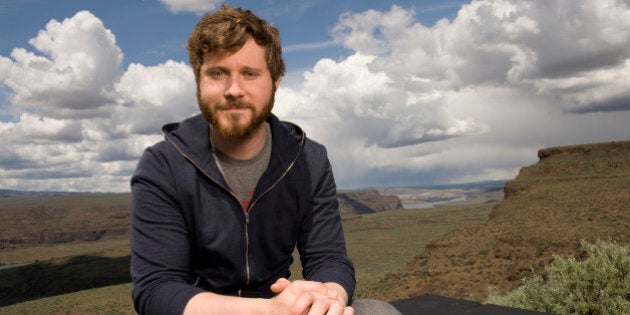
[337,189,403,215]
[364,140,630,302]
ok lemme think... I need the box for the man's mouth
[217,102,252,111]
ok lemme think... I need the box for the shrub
[486,240,630,315]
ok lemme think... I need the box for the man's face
[197,37,280,141]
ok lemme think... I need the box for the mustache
[214,101,255,110]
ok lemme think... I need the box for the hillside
[0,193,130,252]
[363,140,630,302]
[0,189,401,262]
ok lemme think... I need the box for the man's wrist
[323,282,349,305]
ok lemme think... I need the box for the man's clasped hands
[269,278,354,315]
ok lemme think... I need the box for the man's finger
[321,299,346,315]
[270,278,291,294]
[291,291,317,314]
[306,295,337,315]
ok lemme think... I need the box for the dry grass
[362,140,630,302]
[4,140,627,313]
[0,201,496,313]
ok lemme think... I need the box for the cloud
[0,11,122,119]
[534,59,630,113]
[159,0,223,14]
[329,1,630,111]
[277,0,630,188]
[113,60,197,135]
[277,53,487,149]
[0,113,83,144]
[1,0,630,192]
[0,10,197,191]
[284,40,337,53]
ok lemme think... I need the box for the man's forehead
[201,41,267,68]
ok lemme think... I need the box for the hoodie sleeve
[130,145,204,314]
[297,142,356,301]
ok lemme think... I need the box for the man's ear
[274,77,282,89]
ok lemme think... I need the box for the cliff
[364,140,630,302]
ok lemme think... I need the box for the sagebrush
[486,240,630,315]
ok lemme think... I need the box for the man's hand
[270,278,353,315]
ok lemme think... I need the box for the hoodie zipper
[241,134,304,293]
[164,130,306,294]
[244,212,250,288]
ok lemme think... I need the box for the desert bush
[486,240,630,315]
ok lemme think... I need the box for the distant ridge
[394,179,509,191]
[0,189,401,250]
[364,140,630,302]
[337,189,402,215]
[0,193,131,250]
[0,189,83,197]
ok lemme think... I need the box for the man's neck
[210,123,268,160]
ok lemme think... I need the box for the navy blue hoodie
[130,113,355,314]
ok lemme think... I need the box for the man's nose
[224,76,245,98]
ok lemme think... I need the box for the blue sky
[1,0,629,192]
[0,0,463,79]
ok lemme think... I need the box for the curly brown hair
[187,5,286,84]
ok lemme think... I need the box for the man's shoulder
[161,114,206,137]
[271,115,325,149]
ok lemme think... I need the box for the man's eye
[244,71,258,79]
[210,70,225,79]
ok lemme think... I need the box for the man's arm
[183,292,268,315]
[184,279,352,315]
[298,145,356,300]
[131,148,205,314]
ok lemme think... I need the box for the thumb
[270,278,291,294]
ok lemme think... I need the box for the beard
[199,93,274,141]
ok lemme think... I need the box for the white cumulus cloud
[277,0,630,188]
[1,0,630,192]
[0,10,197,191]
[0,11,122,119]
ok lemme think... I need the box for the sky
[0,0,629,192]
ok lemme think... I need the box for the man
[130,5,400,315]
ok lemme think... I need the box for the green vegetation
[487,240,630,315]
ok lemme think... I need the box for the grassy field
[0,201,495,314]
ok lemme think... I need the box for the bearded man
[130,5,401,315]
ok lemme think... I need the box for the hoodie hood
[161,113,305,191]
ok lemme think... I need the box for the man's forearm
[184,279,350,315]
[183,292,271,315]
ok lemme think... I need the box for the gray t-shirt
[212,123,272,212]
